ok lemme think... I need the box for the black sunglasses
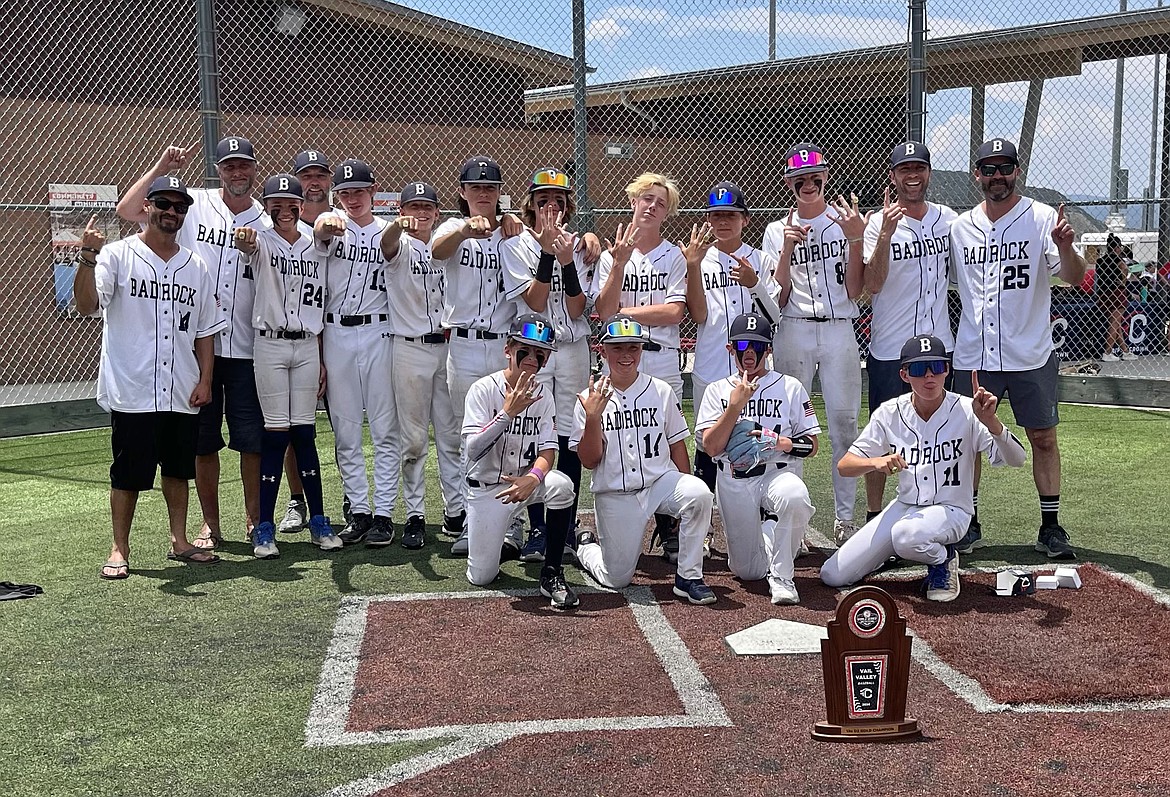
[905,360,949,377]
[152,197,192,213]
[977,163,1016,177]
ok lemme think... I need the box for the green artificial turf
[1,399,1167,795]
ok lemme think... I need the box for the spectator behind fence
[1097,234,1137,362]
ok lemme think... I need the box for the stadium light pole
[1110,0,1127,216]
[195,0,221,186]
[769,0,776,60]
[572,0,593,233]
[907,0,927,142]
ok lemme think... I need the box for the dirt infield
[319,557,1170,797]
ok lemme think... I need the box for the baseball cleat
[1100,352,1120,362]
[539,568,580,610]
[955,518,984,554]
[768,575,800,605]
[401,516,426,550]
[450,529,470,556]
[278,498,308,534]
[1035,523,1076,560]
[365,516,397,547]
[703,531,714,558]
[924,545,960,602]
[504,517,525,552]
[250,521,280,559]
[576,528,598,548]
[309,515,343,551]
[338,513,373,545]
[440,510,466,539]
[673,575,717,605]
[833,519,858,546]
[519,526,547,562]
[651,518,680,564]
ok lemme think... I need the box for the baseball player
[431,156,524,552]
[861,142,957,524]
[233,174,342,558]
[314,158,402,547]
[379,180,462,550]
[762,142,868,546]
[463,314,579,609]
[75,176,224,578]
[695,313,819,605]
[501,167,599,561]
[820,335,1027,601]
[682,181,781,496]
[116,137,268,552]
[949,138,1086,560]
[571,314,716,605]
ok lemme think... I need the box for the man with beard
[117,137,268,552]
[861,142,957,525]
[77,176,224,578]
[695,313,819,605]
[949,138,1086,560]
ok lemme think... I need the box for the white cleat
[768,575,800,605]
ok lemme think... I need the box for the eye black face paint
[514,347,547,368]
[794,177,824,194]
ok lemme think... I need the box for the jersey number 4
[1001,263,1030,290]
[302,284,323,308]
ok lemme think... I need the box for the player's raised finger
[972,370,981,395]
[883,186,890,209]
[85,214,98,232]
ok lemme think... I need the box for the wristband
[536,252,555,284]
[528,465,546,482]
[81,246,101,254]
[76,258,96,268]
[789,435,815,458]
[846,236,863,244]
[561,262,583,297]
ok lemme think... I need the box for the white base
[724,618,828,655]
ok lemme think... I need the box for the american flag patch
[803,400,816,417]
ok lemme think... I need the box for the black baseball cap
[598,313,647,346]
[400,181,439,206]
[705,181,748,212]
[333,159,375,190]
[215,136,256,164]
[900,335,950,365]
[459,156,503,185]
[783,142,827,176]
[293,149,330,174]
[528,167,571,194]
[729,313,772,343]
[262,173,303,201]
[145,175,192,202]
[891,141,931,168]
[975,138,1019,165]
[509,313,558,351]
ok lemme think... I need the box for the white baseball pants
[253,334,319,427]
[716,466,814,582]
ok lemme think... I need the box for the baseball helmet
[459,156,503,185]
[262,173,304,201]
[729,313,773,343]
[705,180,748,212]
[598,313,647,346]
[216,136,256,164]
[293,149,330,174]
[333,159,375,190]
[400,181,439,206]
[783,142,827,177]
[528,167,572,194]
[145,175,192,202]
[508,313,558,351]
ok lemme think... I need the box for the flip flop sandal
[99,561,130,580]
[192,529,223,551]
[167,548,221,565]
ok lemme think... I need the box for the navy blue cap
[215,136,256,164]
[783,142,827,176]
[262,173,303,200]
[900,335,950,365]
[705,180,748,212]
[400,181,439,205]
[975,138,1019,165]
[459,156,503,185]
[509,313,557,351]
[332,159,375,190]
[293,149,330,174]
[729,313,772,343]
[891,141,931,168]
[145,175,192,202]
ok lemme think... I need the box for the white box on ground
[1034,575,1060,590]
[1055,567,1082,589]
[995,569,1037,596]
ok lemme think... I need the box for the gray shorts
[953,353,1059,430]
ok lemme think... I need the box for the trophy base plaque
[811,718,921,742]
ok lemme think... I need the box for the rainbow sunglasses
[531,169,571,190]
[603,318,645,341]
[517,320,555,346]
[786,149,826,171]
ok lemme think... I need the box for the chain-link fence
[4,0,1170,413]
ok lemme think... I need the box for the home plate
[724,619,828,655]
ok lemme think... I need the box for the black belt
[326,313,388,326]
[259,329,310,340]
[454,328,502,340]
[401,333,447,344]
[718,460,787,479]
[798,317,834,323]
[467,478,500,488]
[642,341,663,352]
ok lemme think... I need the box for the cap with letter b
[508,312,557,351]
[529,167,572,194]
[974,137,1019,165]
[293,149,330,174]
[705,180,748,212]
[598,313,647,346]
[400,181,439,206]
[146,174,193,202]
[729,312,772,343]
[215,136,256,164]
[459,156,503,185]
[262,173,303,201]
[900,334,949,365]
[332,159,375,190]
[783,142,827,176]
[890,141,931,168]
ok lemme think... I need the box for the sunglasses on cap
[786,150,825,171]
[604,318,645,340]
[734,340,768,354]
[532,170,571,189]
[978,162,1017,177]
[151,197,191,213]
[905,360,949,377]
[707,189,742,209]
[518,321,554,346]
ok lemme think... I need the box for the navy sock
[557,436,582,524]
[866,510,880,522]
[259,428,291,526]
[693,449,717,493]
[1039,494,1060,527]
[289,424,325,517]
[527,502,546,532]
[543,505,572,571]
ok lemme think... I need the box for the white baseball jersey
[950,197,1062,371]
[595,240,687,350]
[93,236,225,414]
[569,373,690,494]
[763,207,858,319]
[695,371,821,467]
[435,218,514,333]
[249,227,326,335]
[385,234,445,337]
[501,229,593,343]
[177,187,267,358]
[321,216,390,316]
[462,371,558,484]
[863,202,957,360]
[850,392,1026,515]
[692,244,781,384]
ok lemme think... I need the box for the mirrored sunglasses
[734,340,768,354]
[905,360,949,377]
[604,319,645,340]
[532,170,571,189]
[786,150,825,170]
[519,321,554,345]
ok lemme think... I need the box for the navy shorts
[110,411,199,491]
[196,356,263,455]
[953,353,1059,430]
[867,355,955,414]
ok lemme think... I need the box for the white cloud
[622,65,671,80]
[585,17,630,48]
